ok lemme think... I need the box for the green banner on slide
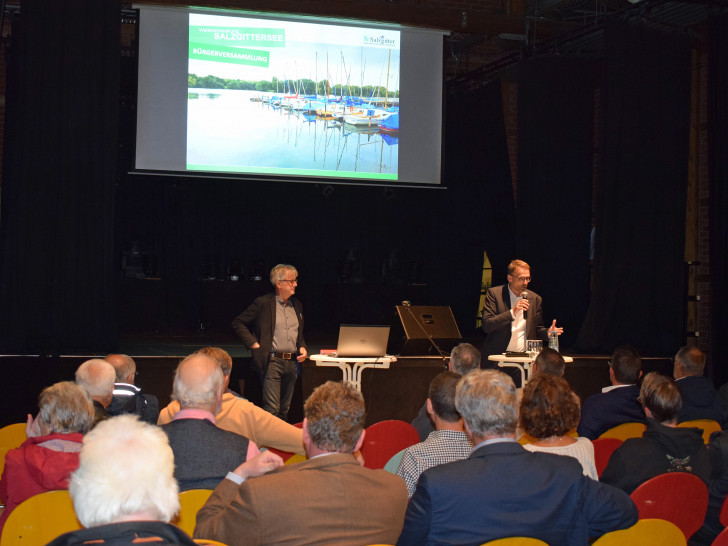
[190,26,285,48]
[189,42,270,67]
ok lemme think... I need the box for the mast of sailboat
[384,49,391,108]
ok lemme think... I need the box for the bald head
[76,359,116,408]
[105,354,136,383]
[172,354,224,414]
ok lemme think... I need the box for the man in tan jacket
[157,347,303,454]
[194,381,408,546]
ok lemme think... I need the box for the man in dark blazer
[161,353,257,491]
[480,259,561,373]
[397,369,638,546]
[195,381,408,546]
[674,346,726,427]
[232,264,307,421]
[577,345,645,439]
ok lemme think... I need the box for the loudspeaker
[389,305,462,356]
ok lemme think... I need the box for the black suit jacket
[480,285,547,360]
[232,293,306,375]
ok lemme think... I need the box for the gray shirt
[272,295,299,353]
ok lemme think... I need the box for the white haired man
[162,353,259,491]
[232,264,308,421]
[75,359,116,426]
[105,354,159,424]
[47,415,281,545]
[195,381,408,546]
[397,369,637,545]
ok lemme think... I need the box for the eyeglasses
[510,276,531,282]
[279,278,298,284]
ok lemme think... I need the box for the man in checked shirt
[396,370,473,497]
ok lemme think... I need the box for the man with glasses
[480,259,562,379]
[232,264,307,422]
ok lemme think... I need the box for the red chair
[360,420,420,470]
[629,472,708,539]
[719,492,728,527]
[592,438,623,478]
[713,526,728,546]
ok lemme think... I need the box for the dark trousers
[262,355,298,421]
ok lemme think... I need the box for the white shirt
[506,285,527,352]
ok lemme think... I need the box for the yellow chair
[481,538,548,545]
[284,453,307,465]
[591,518,686,545]
[598,422,646,441]
[175,489,213,536]
[0,423,27,481]
[0,489,81,545]
[677,419,721,444]
[194,540,228,546]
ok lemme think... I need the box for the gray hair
[105,354,136,383]
[304,381,365,453]
[455,369,518,438]
[38,381,95,434]
[675,346,706,376]
[75,359,116,399]
[449,343,481,375]
[172,354,224,410]
[270,264,297,286]
[70,415,179,527]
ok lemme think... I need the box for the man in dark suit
[232,264,307,421]
[577,345,645,439]
[161,353,257,491]
[397,369,637,546]
[195,381,408,546]
[105,354,159,425]
[480,259,562,371]
[674,346,726,427]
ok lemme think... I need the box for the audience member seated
[158,347,304,454]
[577,345,645,439]
[396,371,472,497]
[162,352,258,491]
[195,381,408,546]
[600,372,711,494]
[47,415,198,545]
[515,346,567,407]
[0,382,94,533]
[673,346,726,427]
[411,342,480,441]
[105,353,159,424]
[396,369,637,545]
[519,374,598,479]
[691,429,728,545]
[75,359,116,427]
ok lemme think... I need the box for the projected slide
[187,13,401,180]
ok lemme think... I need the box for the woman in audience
[519,374,598,479]
[0,381,94,532]
[600,371,711,493]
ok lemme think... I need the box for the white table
[488,353,574,386]
[310,354,397,392]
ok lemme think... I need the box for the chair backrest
[598,422,646,441]
[677,419,721,444]
[712,526,728,546]
[720,490,728,528]
[360,420,420,470]
[0,490,82,545]
[175,489,213,536]
[591,518,686,545]
[0,423,27,480]
[264,422,303,462]
[480,538,549,545]
[629,472,708,539]
[592,438,623,478]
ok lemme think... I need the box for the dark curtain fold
[708,14,728,385]
[576,19,690,355]
[0,0,119,353]
[515,57,594,350]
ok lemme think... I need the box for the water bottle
[548,331,559,352]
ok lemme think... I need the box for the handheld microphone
[522,291,528,320]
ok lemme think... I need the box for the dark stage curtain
[0,0,119,353]
[515,57,594,351]
[708,14,728,385]
[431,80,514,336]
[576,19,690,355]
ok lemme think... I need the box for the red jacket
[0,432,83,532]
